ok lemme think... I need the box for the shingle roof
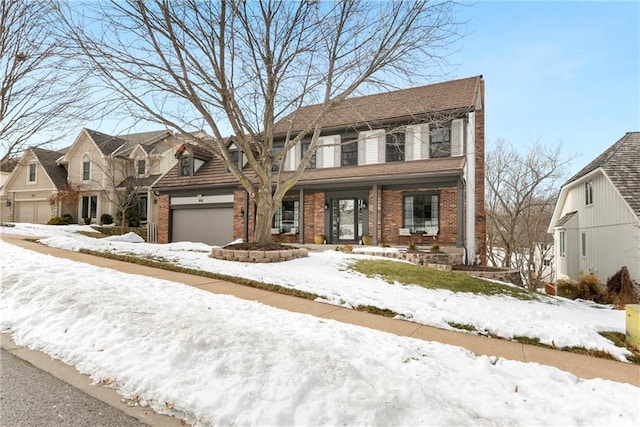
[117,174,162,189]
[273,76,482,135]
[0,156,18,173]
[85,129,127,156]
[566,132,640,218]
[555,211,577,228]
[30,147,68,189]
[154,156,465,190]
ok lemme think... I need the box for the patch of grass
[562,346,618,361]
[598,331,640,364]
[78,249,320,301]
[355,305,398,317]
[447,322,478,332]
[351,259,536,300]
[75,230,109,239]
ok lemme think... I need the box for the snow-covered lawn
[2,226,639,426]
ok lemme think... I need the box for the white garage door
[17,201,51,224]
[172,207,234,246]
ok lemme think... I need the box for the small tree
[52,182,84,222]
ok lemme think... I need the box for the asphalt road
[0,349,147,427]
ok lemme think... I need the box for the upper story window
[272,142,284,172]
[403,194,439,233]
[301,140,316,169]
[430,123,451,158]
[559,231,566,257]
[585,180,593,206]
[386,133,405,162]
[28,163,36,183]
[273,199,299,234]
[137,159,146,176]
[229,148,239,168]
[179,155,192,177]
[82,157,91,181]
[341,140,358,166]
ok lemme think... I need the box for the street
[0,349,146,426]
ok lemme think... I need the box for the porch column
[372,184,378,245]
[298,188,304,244]
[457,178,465,250]
[243,190,249,241]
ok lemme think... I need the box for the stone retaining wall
[366,250,463,266]
[455,269,523,287]
[210,247,308,263]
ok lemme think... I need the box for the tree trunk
[253,186,274,244]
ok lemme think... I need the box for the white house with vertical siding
[548,132,640,284]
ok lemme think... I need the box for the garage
[172,206,234,246]
[16,201,51,224]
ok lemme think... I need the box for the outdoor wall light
[324,201,329,210]
[5,200,11,207]
[240,206,245,215]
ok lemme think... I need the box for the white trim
[171,194,234,205]
[27,162,37,185]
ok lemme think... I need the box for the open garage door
[16,201,51,224]
[172,207,234,246]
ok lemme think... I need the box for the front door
[331,198,361,243]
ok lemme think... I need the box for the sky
[1,223,638,425]
[74,1,640,177]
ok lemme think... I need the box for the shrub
[407,241,417,251]
[83,217,91,225]
[47,216,70,225]
[100,213,113,225]
[606,266,640,308]
[335,244,353,253]
[556,275,609,303]
[62,213,74,223]
[431,244,440,252]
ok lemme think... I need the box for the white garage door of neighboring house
[172,207,234,246]
[17,201,51,224]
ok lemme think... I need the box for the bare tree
[52,181,84,221]
[59,0,464,244]
[486,138,575,290]
[0,0,90,161]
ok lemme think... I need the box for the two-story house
[3,128,181,227]
[155,76,486,263]
[549,132,640,284]
[2,147,68,223]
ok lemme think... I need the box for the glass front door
[331,198,364,243]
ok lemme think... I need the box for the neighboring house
[2,129,180,228]
[2,147,68,223]
[549,132,640,284]
[155,76,487,264]
[0,156,19,222]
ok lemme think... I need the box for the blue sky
[81,1,639,176]
[449,0,639,174]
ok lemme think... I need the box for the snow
[103,231,145,243]
[1,223,639,425]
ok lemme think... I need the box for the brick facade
[157,195,170,244]
[474,79,487,264]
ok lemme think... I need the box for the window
[559,231,565,257]
[543,259,551,267]
[180,156,192,176]
[82,159,91,181]
[581,232,586,257]
[386,133,405,162]
[273,199,299,234]
[229,149,239,169]
[28,163,36,182]
[137,159,146,176]
[139,195,148,222]
[272,142,284,171]
[585,180,593,205]
[403,194,439,233]
[430,123,451,158]
[341,140,357,166]
[81,195,97,219]
[301,140,316,169]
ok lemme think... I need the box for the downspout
[299,188,304,244]
[243,190,249,241]
[372,184,379,245]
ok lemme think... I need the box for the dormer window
[226,147,239,173]
[180,155,192,176]
[430,123,451,158]
[137,159,146,176]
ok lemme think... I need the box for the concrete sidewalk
[2,233,639,387]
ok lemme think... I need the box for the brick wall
[303,192,325,243]
[380,187,458,246]
[157,194,170,243]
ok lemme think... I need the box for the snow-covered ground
[1,223,639,425]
